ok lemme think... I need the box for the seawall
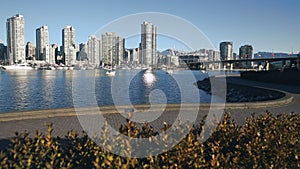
[241,69,300,85]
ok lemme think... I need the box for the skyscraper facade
[208,49,220,62]
[220,41,233,61]
[0,42,8,64]
[25,42,35,60]
[239,45,254,68]
[87,35,101,66]
[239,45,254,59]
[6,14,25,65]
[101,32,124,65]
[77,43,88,62]
[141,21,157,66]
[62,26,77,65]
[36,26,49,61]
[46,44,57,65]
[128,47,140,64]
[132,48,140,64]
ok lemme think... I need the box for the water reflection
[143,70,156,87]
[52,71,74,109]
[5,70,31,111]
[40,71,55,106]
[0,70,211,113]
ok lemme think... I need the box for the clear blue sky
[0,0,299,53]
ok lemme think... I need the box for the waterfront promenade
[0,75,299,145]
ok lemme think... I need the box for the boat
[49,66,56,70]
[68,66,74,70]
[106,70,116,76]
[103,66,113,71]
[200,69,206,74]
[166,68,174,75]
[145,67,152,73]
[2,63,34,70]
[56,66,63,70]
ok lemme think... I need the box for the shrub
[0,112,299,168]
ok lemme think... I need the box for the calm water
[0,69,210,113]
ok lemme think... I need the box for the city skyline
[0,1,299,53]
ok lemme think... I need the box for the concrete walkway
[225,76,300,124]
[0,76,299,144]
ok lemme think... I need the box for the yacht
[68,66,74,70]
[166,68,174,75]
[106,70,116,76]
[2,63,33,70]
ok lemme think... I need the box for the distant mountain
[159,49,180,56]
[254,52,297,58]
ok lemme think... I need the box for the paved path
[225,76,300,124]
[0,76,299,149]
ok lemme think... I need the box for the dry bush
[0,112,299,168]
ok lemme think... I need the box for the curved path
[0,75,299,148]
[224,75,300,124]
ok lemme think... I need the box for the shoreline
[196,76,287,102]
[0,75,299,141]
[0,92,293,122]
[0,75,296,122]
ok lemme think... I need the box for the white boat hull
[106,71,116,76]
[2,65,33,70]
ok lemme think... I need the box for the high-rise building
[6,14,25,65]
[141,21,157,66]
[128,48,140,64]
[46,44,57,65]
[132,47,140,64]
[79,43,85,51]
[124,49,130,63]
[101,32,124,65]
[36,26,49,61]
[87,35,101,66]
[207,49,220,62]
[239,45,254,59]
[220,41,233,61]
[62,26,77,65]
[0,42,8,64]
[43,44,56,64]
[77,43,86,61]
[233,53,237,60]
[239,45,254,68]
[77,43,88,61]
[25,42,36,60]
[56,46,63,65]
